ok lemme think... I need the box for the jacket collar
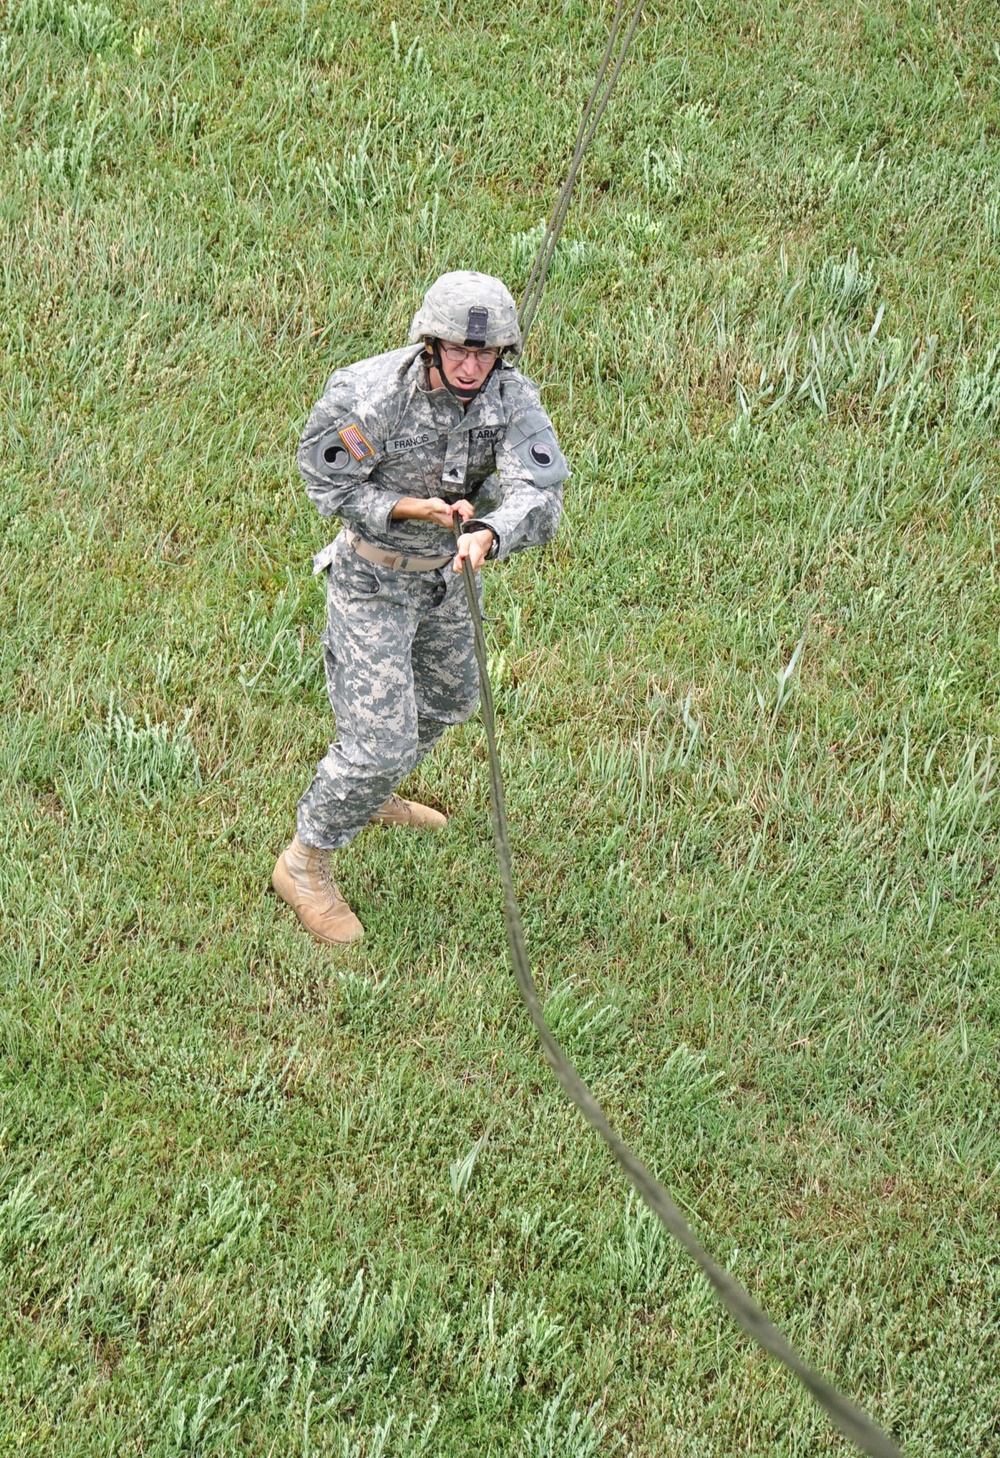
[454,369,505,432]
[406,348,505,429]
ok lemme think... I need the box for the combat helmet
[409,271,521,399]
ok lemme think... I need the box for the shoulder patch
[504,415,569,489]
[339,424,374,461]
[321,442,352,470]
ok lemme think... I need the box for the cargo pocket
[320,625,338,705]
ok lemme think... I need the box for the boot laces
[311,848,342,904]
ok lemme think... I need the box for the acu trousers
[296,531,480,851]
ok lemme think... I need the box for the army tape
[454,537,904,1458]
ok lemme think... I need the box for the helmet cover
[408,270,522,353]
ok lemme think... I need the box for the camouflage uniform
[295,344,569,851]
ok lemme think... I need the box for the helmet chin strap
[428,341,499,402]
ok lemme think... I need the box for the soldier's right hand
[392,496,474,530]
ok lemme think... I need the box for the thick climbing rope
[518,0,647,341]
[455,6,906,1454]
[456,534,901,1458]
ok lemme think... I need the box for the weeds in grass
[519,1377,603,1458]
[10,0,120,52]
[603,1194,672,1298]
[79,698,200,804]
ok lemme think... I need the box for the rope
[458,9,904,1451]
[518,0,647,344]
[454,531,903,1457]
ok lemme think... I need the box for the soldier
[272,271,569,945]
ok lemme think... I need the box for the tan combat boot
[369,792,447,831]
[272,835,364,945]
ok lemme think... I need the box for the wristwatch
[468,520,500,558]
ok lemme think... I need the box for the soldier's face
[436,343,497,393]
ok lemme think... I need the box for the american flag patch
[338,424,374,460]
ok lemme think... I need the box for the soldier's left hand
[454,528,496,574]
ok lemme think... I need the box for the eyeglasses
[438,342,500,366]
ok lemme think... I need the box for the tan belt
[343,528,453,574]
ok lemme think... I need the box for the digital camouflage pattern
[296,533,482,849]
[295,344,569,851]
[407,270,522,352]
[298,345,568,561]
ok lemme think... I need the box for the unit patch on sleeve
[338,424,375,460]
[322,443,352,470]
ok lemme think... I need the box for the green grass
[2,0,1000,1452]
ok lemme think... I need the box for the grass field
[3,0,1000,1452]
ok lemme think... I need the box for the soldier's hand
[391,496,475,530]
[435,497,475,529]
[453,528,495,574]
